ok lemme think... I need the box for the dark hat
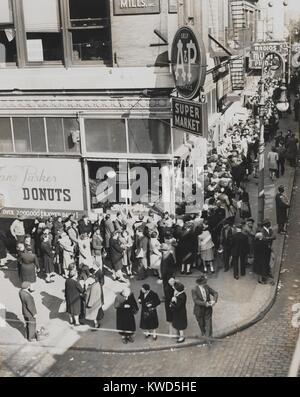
[246,218,255,223]
[262,218,271,225]
[196,274,207,285]
[21,281,31,289]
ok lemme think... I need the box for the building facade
[0,0,256,221]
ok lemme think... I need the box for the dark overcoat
[110,237,124,271]
[275,193,289,225]
[138,290,160,330]
[253,239,271,277]
[114,293,138,333]
[0,238,7,260]
[164,282,174,323]
[170,292,188,331]
[65,278,84,316]
[40,240,54,274]
[18,252,39,283]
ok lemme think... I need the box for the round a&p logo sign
[171,26,207,100]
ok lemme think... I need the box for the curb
[76,168,296,354]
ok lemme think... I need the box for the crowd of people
[1,90,295,344]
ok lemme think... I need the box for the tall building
[0,0,179,220]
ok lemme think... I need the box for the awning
[208,34,232,57]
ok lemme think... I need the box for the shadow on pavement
[5,311,25,339]
[40,291,68,322]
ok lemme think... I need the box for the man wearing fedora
[191,274,218,338]
[19,282,37,341]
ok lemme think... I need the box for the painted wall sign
[113,0,160,15]
[172,97,205,136]
[0,158,84,219]
[171,26,207,100]
[249,41,288,70]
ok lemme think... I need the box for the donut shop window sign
[171,26,207,100]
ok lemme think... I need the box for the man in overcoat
[231,224,249,279]
[191,275,218,338]
[275,185,290,234]
[19,282,37,341]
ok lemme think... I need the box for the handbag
[58,300,66,313]
[135,248,144,259]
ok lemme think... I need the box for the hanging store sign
[249,41,288,70]
[171,26,207,100]
[113,0,160,15]
[172,97,206,137]
[0,158,84,219]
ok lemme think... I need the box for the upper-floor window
[0,0,17,66]
[67,0,112,64]
[22,0,63,63]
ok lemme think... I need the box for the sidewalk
[0,109,298,376]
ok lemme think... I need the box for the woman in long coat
[114,287,138,344]
[17,243,39,290]
[253,232,271,284]
[170,282,187,343]
[178,223,195,275]
[138,284,161,340]
[109,231,126,281]
[40,234,55,283]
[58,232,74,277]
[85,269,105,328]
[65,269,84,325]
[198,224,215,273]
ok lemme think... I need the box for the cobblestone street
[43,168,300,377]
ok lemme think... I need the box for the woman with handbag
[238,186,252,220]
[149,231,162,282]
[138,284,161,340]
[85,268,105,328]
[170,282,187,343]
[198,223,215,274]
[114,287,139,344]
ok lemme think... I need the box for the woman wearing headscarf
[170,282,188,343]
[17,242,39,292]
[198,222,215,274]
[114,287,139,344]
[138,284,160,340]
[85,268,105,328]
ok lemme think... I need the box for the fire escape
[229,0,247,91]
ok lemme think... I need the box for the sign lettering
[113,0,160,15]
[171,27,206,100]
[172,98,204,136]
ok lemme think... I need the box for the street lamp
[276,84,290,112]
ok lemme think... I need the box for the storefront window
[46,118,65,152]
[173,128,185,152]
[0,0,17,65]
[29,118,47,152]
[0,117,13,152]
[22,0,63,62]
[63,118,80,152]
[128,119,171,154]
[68,0,111,63]
[13,118,31,152]
[85,119,127,153]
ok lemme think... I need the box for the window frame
[19,0,64,66]
[0,0,18,67]
[0,116,82,155]
[63,0,112,66]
